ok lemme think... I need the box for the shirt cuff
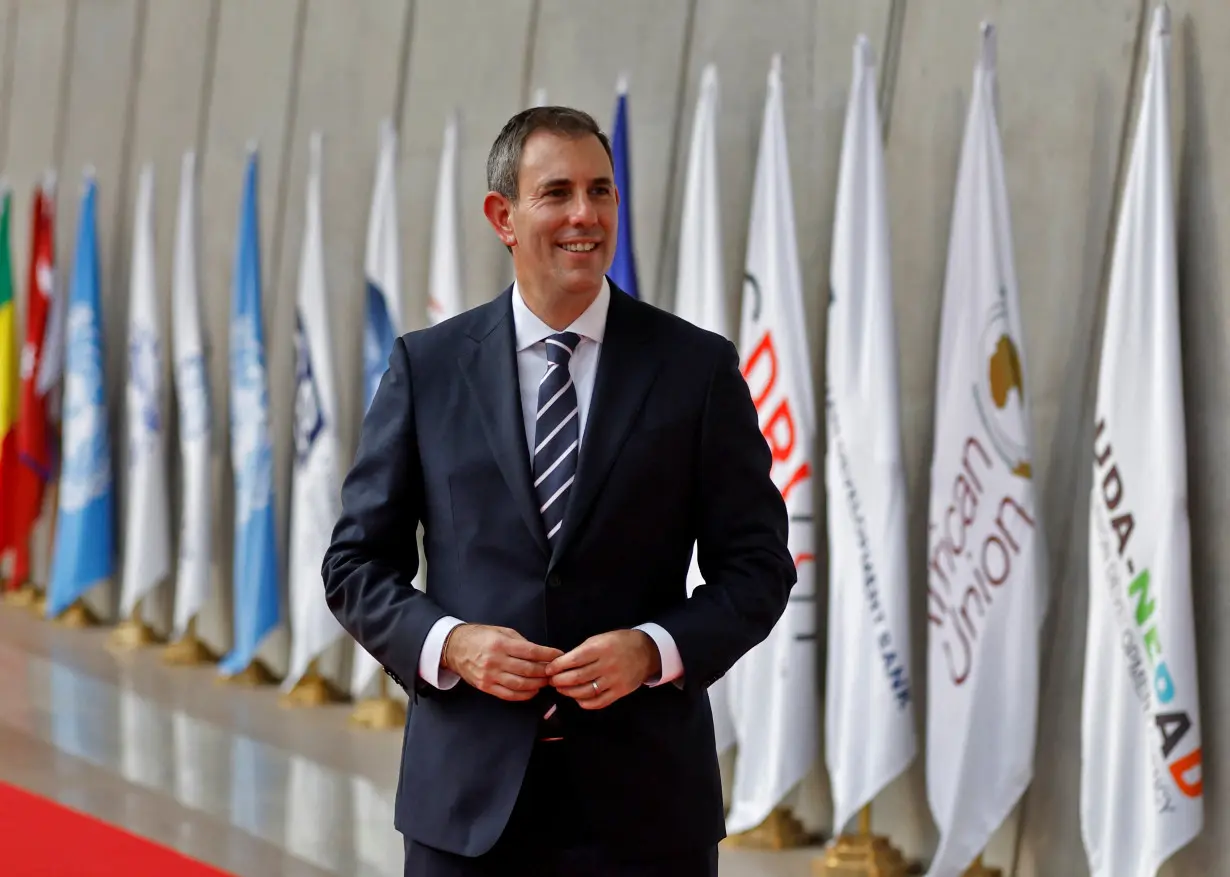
[634,622,684,687]
[419,616,464,689]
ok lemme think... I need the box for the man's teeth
[560,242,596,252]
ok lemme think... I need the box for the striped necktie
[533,331,581,547]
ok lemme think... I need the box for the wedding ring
[591,680,599,693]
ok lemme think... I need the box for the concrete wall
[6,0,1228,873]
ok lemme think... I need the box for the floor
[0,603,823,876]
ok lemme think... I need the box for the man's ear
[483,191,516,248]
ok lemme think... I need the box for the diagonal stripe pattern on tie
[533,331,581,546]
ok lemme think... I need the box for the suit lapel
[549,287,663,571]
[460,289,551,559]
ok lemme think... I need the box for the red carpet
[0,780,235,876]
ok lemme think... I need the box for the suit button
[547,573,563,589]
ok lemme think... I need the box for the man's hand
[443,624,563,702]
[546,630,662,710]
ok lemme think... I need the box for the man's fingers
[545,643,601,675]
[502,657,552,679]
[486,682,539,702]
[504,638,565,663]
[548,663,600,689]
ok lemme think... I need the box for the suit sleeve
[322,336,447,690]
[651,338,796,692]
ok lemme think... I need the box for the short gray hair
[486,106,613,203]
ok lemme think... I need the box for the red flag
[9,182,55,586]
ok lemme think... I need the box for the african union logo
[60,304,111,512]
[292,315,323,465]
[972,291,1031,478]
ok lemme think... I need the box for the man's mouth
[559,242,598,253]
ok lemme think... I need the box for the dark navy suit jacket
[322,281,795,859]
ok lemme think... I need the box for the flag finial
[1152,3,1170,37]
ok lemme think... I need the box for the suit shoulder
[398,293,508,362]
[628,297,735,362]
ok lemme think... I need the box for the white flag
[170,151,213,638]
[825,35,917,835]
[727,54,819,835]
[119,163,170,619]
[1082,8,1203,876]
[925,24,1044,877]
[673,63,736,757]
[285,133,345,692]
[352,120,404,699]
[428,113,463,326]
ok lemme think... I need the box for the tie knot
[545,332,580,365]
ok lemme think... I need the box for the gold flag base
[961,857,1001,877]
[54,600,98,628]
[107,617,163,651]
[4,583,39,608]
[217,661,278,687]
[163,618,217,665]
[163,632,217,665]
[814,832,909,877]
[349,696,406,730]
[279,665,346,708]
[722,807,813,850]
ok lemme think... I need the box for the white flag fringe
[170,151,213,639]
[284,133,345,692]
[1081,7,1203,876]
[673,63,736,757]
[924,24,1044,877]
[352,120,403,699]
[428,113,463,326]
[726,55,819,835]
[824,35,917,835]
[119,163,171,620]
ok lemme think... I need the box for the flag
[0,187,17,572]
[1082,8,1202,876]
[220,147,280,676]
[825,34,917,835]
[924,24,1044,876]
[118,164,170,620]
[726,54,819,835]
[673,63,736,756]
[11,177,57,585]
[284,133,345,692]
[170,151,213,639]
[609,77,639,299]
[353,120,403,698]
[45,174,114,618]
[427,113,463,326]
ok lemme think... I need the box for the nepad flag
[1081,7,1203,876]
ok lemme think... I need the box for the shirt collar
[511,277,610,352]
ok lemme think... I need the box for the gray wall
[5,0,1227,873]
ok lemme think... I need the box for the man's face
[501,130,619,298]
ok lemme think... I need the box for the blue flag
[46,177,114,618]
[363,121,402,413]
[220,150,281,676]
[609,84,639,299]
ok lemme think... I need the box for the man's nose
[568,193,598,227]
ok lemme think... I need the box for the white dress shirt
[418,279,684,689]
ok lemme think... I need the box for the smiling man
[323,106,795,877]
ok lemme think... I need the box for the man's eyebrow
[535,175,615,190]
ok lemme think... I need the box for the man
[323,106,795,876]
